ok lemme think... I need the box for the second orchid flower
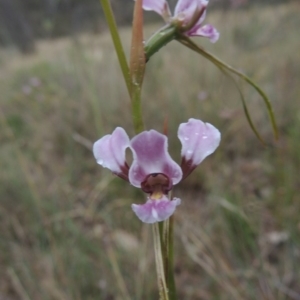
[143,0,219,42]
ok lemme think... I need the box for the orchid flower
[143,0,219,42]
[93,119,220,223]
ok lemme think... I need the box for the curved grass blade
[177,35,278,141]
[224,70,266,145]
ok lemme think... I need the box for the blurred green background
[0,0,300,299]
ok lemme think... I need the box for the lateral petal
[93,127,130,177]
[142,0,171,17]
[174,0,198,25]
[175,0,197,15]
[188,24,219,43]
[178,118,220,167]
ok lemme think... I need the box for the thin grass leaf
[177,35,278,141]
[221,68,266,145]
[99,0,131,96]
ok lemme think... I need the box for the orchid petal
[178,118,221,166]
[129,130,182,187]
[188,24,219,43]
[174,0,198,26]
[93,127,130,175]
[174,0,205,15]
[190,8,207,29]
[132,196,181,223]
[175,0,207,26]
[142,0,171,18]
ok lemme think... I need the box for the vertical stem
[99,0,131,95]
[158,193,178,299]
[131,81,144,133]
[129,0,146,133]
[167,215,177,300]
[162,219,169,280]
[160,207,178,299]
[153,223,170,300]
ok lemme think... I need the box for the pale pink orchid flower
[142,0,219,42]
[93,119,220,223]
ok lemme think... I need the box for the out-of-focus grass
[1,3,300,299]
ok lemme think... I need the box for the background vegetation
[0,1,300,299]
[0,0,297,52]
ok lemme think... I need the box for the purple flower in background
[142,0,219,42]
[93,119,220,223]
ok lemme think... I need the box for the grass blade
[177,35,278,141]
[99,0,131,95]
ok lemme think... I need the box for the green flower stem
[161,220,169,276]
[167,215,177,300]
[153,223,170,300]
[145,25,177,61]
[159,202,178,299]
[129,0,145,134]
[131,86,144,133]
[99,0,131,96]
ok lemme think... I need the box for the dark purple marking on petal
[141,173,172,194]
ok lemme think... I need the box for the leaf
[177,35,278,142]
[99,0,131,95]
[221,68,266,145]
